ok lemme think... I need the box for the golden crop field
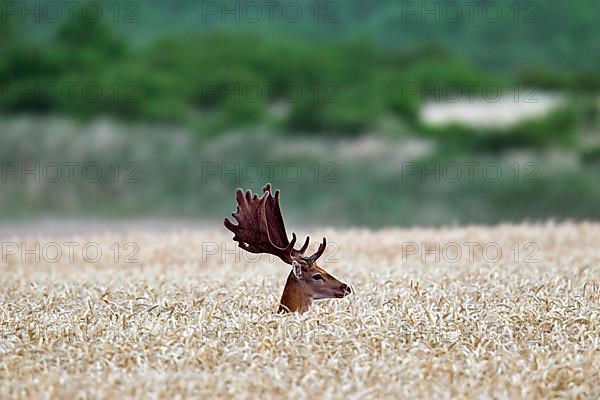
[1,222,600,399]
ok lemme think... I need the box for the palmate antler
[224,183,326,265]
[224,183,350,313]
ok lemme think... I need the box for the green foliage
[421,106,577,152]
[18,0,600,72]
[0,24,484,131]
[0,9,14,42]
[520,69,600,93]
[504,107,577,147]
[3,118,600,225]
[0,14,589,146]
[55,10,126,68]
[582,146,600,164]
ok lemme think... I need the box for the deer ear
[292,260,302,279]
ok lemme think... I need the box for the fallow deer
[224,183,351,313]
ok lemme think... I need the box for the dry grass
[1,222,600,399]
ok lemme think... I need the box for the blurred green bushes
[2,2,599,225]
[1,115,599,225]
[1,11,589,146]
[422,106,578,151]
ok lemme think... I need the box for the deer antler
[224,184,326,264]
[305,237,326,264]
[224,184,349,313]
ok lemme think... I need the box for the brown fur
[278,261,350,313]
[225,184,350,313]
[278,272,312,313]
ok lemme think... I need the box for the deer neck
[278,271,312,313]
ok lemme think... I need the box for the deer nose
[340,284,352,296]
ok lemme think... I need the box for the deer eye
[312,273,323,281]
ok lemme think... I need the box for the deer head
[224,183,351,313]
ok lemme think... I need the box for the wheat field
[1,222,600,399]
